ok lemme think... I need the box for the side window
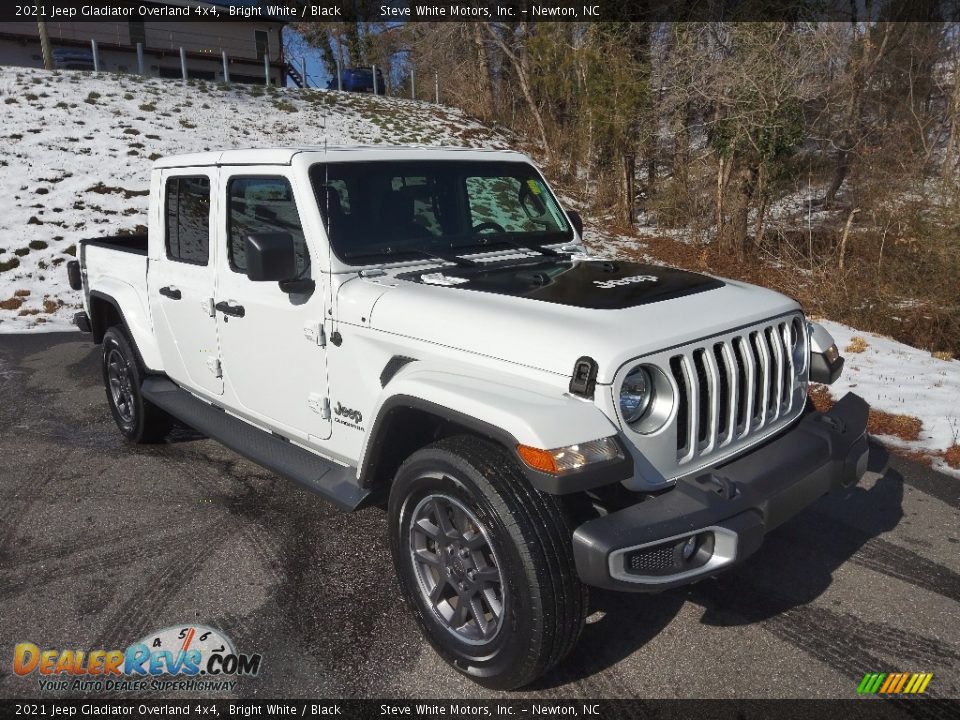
[227,177,309,276]
[165,176,210,265]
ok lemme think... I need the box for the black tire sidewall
[101,328,145,441]
[388,448,541,686]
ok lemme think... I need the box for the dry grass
[13,289,30,297]
[0,297,24,311]
[605,225,960,357]
[868,409,923,442]
[946,445,960,470]
[808,385,922,442]
[845,336,869,354]
[808,384,835,413]
[933,350,956,361]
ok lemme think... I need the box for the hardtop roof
[152,145,526,169]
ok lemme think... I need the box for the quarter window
[164,176,210,265]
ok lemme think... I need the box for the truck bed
[80,233,148,256]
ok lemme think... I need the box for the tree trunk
[752,164,768,248]
[485,23,551,160]
[838,207,860,271]
[943,64,960,181]
[824,23,894,207]
[727,165,759,256]
[619,152,636,226]
[472,23,496,121]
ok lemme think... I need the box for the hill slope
[0,66,509,332]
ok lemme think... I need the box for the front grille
[668,318,803,466]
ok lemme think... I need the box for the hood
[344,258,801,384]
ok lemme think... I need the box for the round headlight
[620,366,654,423]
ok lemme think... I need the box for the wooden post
[180,47,188,83]
[434,70,439,104]
[136,43,145,75]
[37,20,53,70]
[264,54,270,86]
[336,58,342,90]
[91,39,100,72]
[410,68,415,99]
[372,64,378,95]
[222,51,230,83]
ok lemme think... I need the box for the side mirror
[567,210,584,236]
[245,233,297,282]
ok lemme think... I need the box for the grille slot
[669,318,802,467]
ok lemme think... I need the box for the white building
[0,1,292,86]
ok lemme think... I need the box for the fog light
[681,535,697,561]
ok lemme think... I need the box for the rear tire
[102,327,172,443]
[388,435,587,689]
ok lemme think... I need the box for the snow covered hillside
[0,66,509,333]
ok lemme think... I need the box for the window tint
[309,161,572,264]
[165,176,210,265]
[227,177,309,276]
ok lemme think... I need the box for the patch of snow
[0,66,508,333]
[819,319,960,478]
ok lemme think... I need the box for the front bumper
[572,393,870,591]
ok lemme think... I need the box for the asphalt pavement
[0,333,957,703]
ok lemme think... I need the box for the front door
[148,170,223,396]
[215,170,332,442]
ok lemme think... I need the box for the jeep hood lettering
[355,259,802,384]
[398,259,724,310]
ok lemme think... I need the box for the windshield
[308,160,573,265]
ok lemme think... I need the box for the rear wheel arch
[88,292,124,344]
[88,291,152,374]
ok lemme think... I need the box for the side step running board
[142,377,369,511]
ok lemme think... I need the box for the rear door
[148,170,223,396]
[214,169,332,442]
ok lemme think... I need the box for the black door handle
[215,301,245,318]
[159,286,182,300]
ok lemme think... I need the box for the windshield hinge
[304,321,326,347]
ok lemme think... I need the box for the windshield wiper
[343,246,477,268]
[452,235,562,258]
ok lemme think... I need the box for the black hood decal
[398,259,724,310]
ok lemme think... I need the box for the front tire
[102,327,172,443]
[388,436,587,689]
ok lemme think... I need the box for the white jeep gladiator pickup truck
[67,146,868,689]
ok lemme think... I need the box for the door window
[164,176,210,265]
[227,177,310,276]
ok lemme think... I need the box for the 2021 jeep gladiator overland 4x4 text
[67,146,868,688]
